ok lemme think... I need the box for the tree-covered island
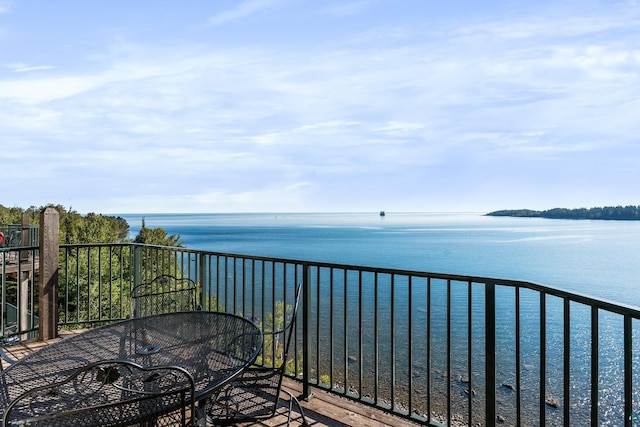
[487,205,640,220]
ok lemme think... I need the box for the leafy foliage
[133,218,182,247]
[1,204,188,326]
[487,205,640,220]
[0,204,129,243]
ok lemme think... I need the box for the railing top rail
[0,245,39,251]
[0,225,39,249]
[63,242,640,319]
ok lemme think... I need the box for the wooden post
[39,207,59,341]
[19,213,30,341]
[20,213,29,260]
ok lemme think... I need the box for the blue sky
[1,0,639,214]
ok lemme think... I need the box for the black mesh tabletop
[0,312,262,425]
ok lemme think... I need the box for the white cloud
[373,121,425,133]
[12,65,55,73]
[320,1,378,17]
[0,75,106,104]
[208,0,284,26]
[2,1,640,212]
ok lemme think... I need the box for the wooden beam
[38,207,59,341]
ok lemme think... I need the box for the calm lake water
[120,212,640,424]
[122,212,640,307]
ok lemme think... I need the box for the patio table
[0,311,263,426]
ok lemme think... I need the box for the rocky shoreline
[326,367,570,426]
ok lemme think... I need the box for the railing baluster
[293,263,300,380]
[540,292,547,427]
[343,268,349,397]
[2,253,6,334]
[468,280,473,425]
[391,273,396,411]
[86,247,92,322]
[330,267,335,391]
[316,266,321,389]
[516,286,522,426]
[374,271,379,404]
[224,256,230,312]
[97,247,103,320]
[564,298,571,425]
[76,247,82,320]
[233,256,238,313]
[446,278,451,424]
[63,248,69,324]
[485,281,496,426]
[198,252,206,310]
[408,275,413,416]
[270,260,276,363]
[301,262,312,400]
[591,306,599,427]
[251,258,256,322]
[625,315,633,426]
[215,255,221,311]
[427,276,432,423]
[358,270,364,400]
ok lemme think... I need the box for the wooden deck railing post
[20,213,29,261]
[38,207,59,341]
[19,213,30,341]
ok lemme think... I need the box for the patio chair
[131,274,200,317]
[2,359,196,426]
[206,283,308,427]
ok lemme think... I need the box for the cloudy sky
[1,0,639,214]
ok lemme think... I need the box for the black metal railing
[2,242,640,426]
[0,225,39,248]
[0,245,39,342]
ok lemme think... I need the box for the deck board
[2,331,423,427]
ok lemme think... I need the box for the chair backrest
[131,274,199,317]
[206,284,303,424]
[262,283,302,385]
[2,360,195,426]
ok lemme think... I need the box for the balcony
[2,213,640,426]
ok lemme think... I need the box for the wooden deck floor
[2,331,424,427]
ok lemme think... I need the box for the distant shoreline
[486,205,640,220]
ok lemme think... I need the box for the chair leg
[282,389,309,427]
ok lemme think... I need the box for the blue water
[120,212,640,424]
[121,212,640,306]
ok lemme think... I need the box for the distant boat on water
[379,211,385,216]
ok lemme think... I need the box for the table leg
[196,400,208,426]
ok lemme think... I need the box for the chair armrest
[2,360,195,426]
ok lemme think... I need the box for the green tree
[131,220,184,280]
[0,204,129,244]
[134,219,182,246]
